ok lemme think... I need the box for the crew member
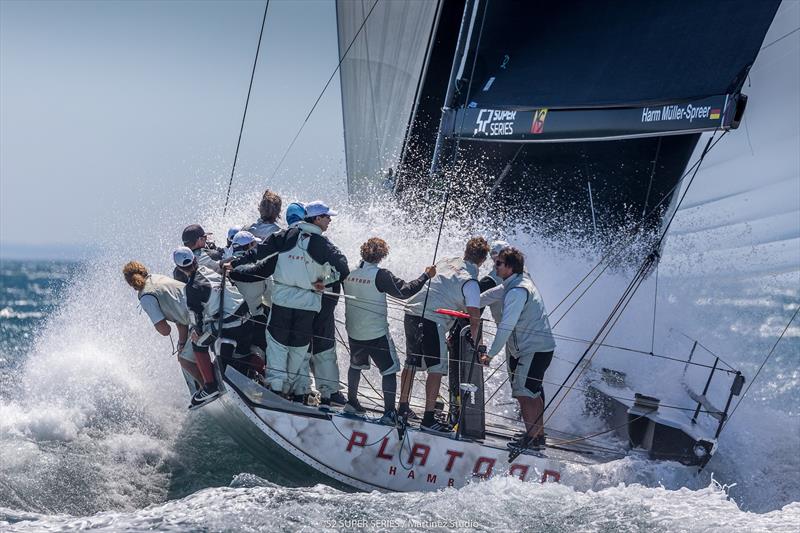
[400,237,489,433]
[285,202,306,226]
[483,240,510,323]
[229,202,348,403]
[173,246,256,406]
[304,200,350,407]
[228,231,269,363]
[123,261,206,398]
[174,224,223,282]
[248,189,283,240]
[226,226,243,250]
[343,237,435,424]
[479,247,556,449]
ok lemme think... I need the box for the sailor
[226,226,243,250]
[247,189,283,240]
[173,246,257,405]
[483,240,510,323]
[343,237,436,424]
[174,224,223,282]
[122,261,206,396]
[478,247,556,449]
[228,201,348,403]
[285,202,306,226]
[228,230,269,363]
[399,236,489,433]
[304,200,350,408]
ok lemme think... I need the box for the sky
[1,0,346,254]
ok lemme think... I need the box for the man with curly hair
[343,238,435,425]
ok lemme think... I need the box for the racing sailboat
[188,0,785,492]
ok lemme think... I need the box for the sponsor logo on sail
[473,109,517,136]
[641,103,714,124]
[531,108,548,134]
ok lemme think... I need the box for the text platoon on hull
[213,367,574,492]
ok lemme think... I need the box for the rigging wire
[720,304,799,433]
[268,0,381,182]
[223,0,270,217]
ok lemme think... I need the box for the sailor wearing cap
[174,224,224,282]
[343,237,435,424]
[173,246,255,407]
[248,189,284,240]
[285,202,306,226]
[478,247,556,450]
[227,231,270,361]
[122,260,205,397]
[226,226,243,250]
[228,200,349,403]
[483,240,511,323]
[399,237,489,434]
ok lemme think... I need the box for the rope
[223,0,270,217]
[721,304,799,433]
[269,0,380,181]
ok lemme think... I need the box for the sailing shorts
[348,334,401,375]
[403,314,448,374]
[508,351,553,399]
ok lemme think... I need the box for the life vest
[343,261,388,341]
[405,257,478,326]
[138,274,190,325]
[197,266,247,327]
[502,273,556,357]
[271,222,330,312]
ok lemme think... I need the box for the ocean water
[0,191,798,531]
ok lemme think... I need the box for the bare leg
[425,373,443,411]
[194,350,216,386]
[399,366,415,404]
[517,395,545,438]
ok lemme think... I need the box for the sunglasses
[494,260,505,267]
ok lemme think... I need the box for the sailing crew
[173,246,256,406]
[343,237,436,424]
[174,224,224,282]
[247,189,283,240]
[226,226,243,250]
[122,261,206,398]
[304,201,350,408]
[399,237,489,434]
[228,231,270,361]
[478,247,556,450]
[228,201,348,403]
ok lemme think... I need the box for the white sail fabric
[665,1,800,279]
[337,0,439,195]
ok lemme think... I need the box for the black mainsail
[337,0,781,238]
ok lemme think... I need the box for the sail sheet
[336,0,440,195]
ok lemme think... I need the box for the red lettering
[444,449,464,472]
[509,464,529,481]
[426,473,437,484]
[377,437,393,460]
[472,457,495,479]
[541,469,560,483]
[346,431,367,452]
[408,443,430,466]
[388,466,396,476]
[448,478,455,487]
[407,470,415,479]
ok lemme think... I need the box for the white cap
[305,200,338,218]
[490,240,511,257]
[232,230,261,248]
[172,246,196,268]
[227,225,243,241]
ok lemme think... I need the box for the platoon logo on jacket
[641,103,715,124]
[530,108,548,134]
[473,109,517,136]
